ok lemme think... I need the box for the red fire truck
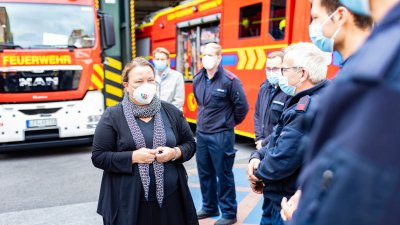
[0,0,115,151]
[136,0,340,138]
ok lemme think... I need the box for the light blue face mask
[339,0,371,16]
[278,76,296,96]
[267,71,281,85]
[153,60,168,71]
[309,10,342,52]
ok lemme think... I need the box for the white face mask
[202,55,216,70]
[132,83,156,105]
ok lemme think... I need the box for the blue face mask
[267,71,281,85]
[339,0,370,16]
[278,76,296,96]
[309,10,342,52]
[153,60,168,71]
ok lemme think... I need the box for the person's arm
[231,78,249,125]
[91,107,134,174]
[254,112,304,182]
[175,110,196,163]
[192,77,199,104]
[261,134,272,147]
[171,72,185,110]
[250,141,270,160]
[254,87,263,142]
[262,98,286,147]
[162,103,196,163]
[155,110,195,163]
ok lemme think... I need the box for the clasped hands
[247,158,264,194]
[132,147,176,164]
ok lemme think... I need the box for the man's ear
[335,6,349,26]
[300,69,309,83]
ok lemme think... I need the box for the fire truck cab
[0,0,115,151]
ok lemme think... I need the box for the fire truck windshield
[0,3,95,49]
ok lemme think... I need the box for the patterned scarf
[122,93,166,207]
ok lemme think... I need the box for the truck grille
[0,69,81,93]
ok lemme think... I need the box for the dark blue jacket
[254,80,289,147]
[290,4,400,225]
[193,64,249,133]
[252,80,330,208]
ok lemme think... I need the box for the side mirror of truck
[98,12,115,50]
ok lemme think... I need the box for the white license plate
[26,118,57,128]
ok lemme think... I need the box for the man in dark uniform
[254,51,288,150]
[279,1,373,220]
[248,43,330,225]
[286,1,400,224]
[193,43,249,225]
[249,51,288,225]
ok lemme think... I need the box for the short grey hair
[284,42,331,84]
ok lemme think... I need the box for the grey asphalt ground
[0,136,255,225]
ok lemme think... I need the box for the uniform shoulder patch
[224,72,235,80]
[296,95,311,112]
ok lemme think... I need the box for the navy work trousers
[196,130,237,219]
[271,206,284,225]
[260,193,273,225]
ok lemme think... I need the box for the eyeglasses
[281,67,303,74]
[265,67,281,73]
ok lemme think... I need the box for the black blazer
[92,101,198,225]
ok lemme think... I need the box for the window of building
[239,3,262,38]
[269,0,286,40]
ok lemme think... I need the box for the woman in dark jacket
[92,57,198,225]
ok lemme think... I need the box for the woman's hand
[155,146,181,163]
[132,148,157,164]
